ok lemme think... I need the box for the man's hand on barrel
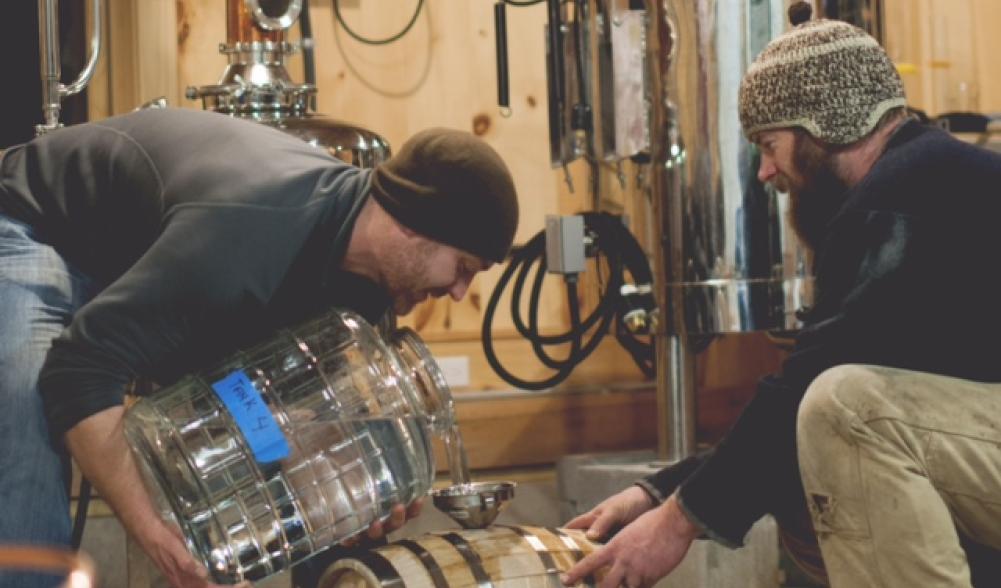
[340,499,424,547]
[563,485,655,542]
[560,493,700,588]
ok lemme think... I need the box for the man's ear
[383,209,419,241]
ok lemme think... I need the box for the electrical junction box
[434,355,471,388]
[545,214,586,274]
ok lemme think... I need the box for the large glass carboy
[123,308,453,583]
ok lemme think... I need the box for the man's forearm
[66,406,250,588]
[65,407,190,574]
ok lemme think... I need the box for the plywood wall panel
[176,0,227,105]
[971,0,1001,113]
[883,0,1001,116]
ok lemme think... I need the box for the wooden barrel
[319,525,605,588]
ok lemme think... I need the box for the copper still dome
[186,0,390,168]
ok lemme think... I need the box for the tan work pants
[796,364,1001,587]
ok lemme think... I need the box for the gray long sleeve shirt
[0,108,389,437]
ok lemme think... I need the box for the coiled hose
[482,212,655,390]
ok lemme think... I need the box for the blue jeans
[0,214,94,587]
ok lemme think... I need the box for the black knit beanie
[370,128,519,263]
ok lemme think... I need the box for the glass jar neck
[386,328,455,435]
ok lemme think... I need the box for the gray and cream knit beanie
[738,18,906,145]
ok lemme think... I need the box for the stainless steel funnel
[432,482,517,529]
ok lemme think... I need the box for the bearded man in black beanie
[562,6,1001,588]
[0,108,517,588]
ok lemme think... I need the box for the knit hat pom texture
[739,19,906,144]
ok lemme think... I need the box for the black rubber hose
[545,0,565,142]
[494,2,510,109]
[482,252,582,390]
[510,215,620,344]
[71,478,91,549]
[299,0,316,111]
[523,229,619,368]
[482,212,654,389]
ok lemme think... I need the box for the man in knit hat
[0,108,517,588]
[562,7,1001,588]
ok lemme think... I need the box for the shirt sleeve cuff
[634,479,666,504]
[675,490,742,549]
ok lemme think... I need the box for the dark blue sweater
[645,120,1001,546]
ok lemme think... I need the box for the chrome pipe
[656,335,697,462]
[648,0,813,460]
[36,0,103,135]
[38,0,62,133]
[247,0,302,32]
[647,0,694,462]
[62,0,102,97]
[659,0,811,337]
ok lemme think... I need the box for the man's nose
[758,156,777,183]
[449,277,470,301]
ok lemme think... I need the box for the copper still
[186,0,390,168]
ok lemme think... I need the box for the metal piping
[38,0,61,133]
[186,0,390,169]
[647,0,814,461]
[37,0,103,135]
[61,0,101,97]
[645,0,699,463]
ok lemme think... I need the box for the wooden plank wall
[83,0,1001,470]
[883,0,1000,116]
[88,1,1001,121]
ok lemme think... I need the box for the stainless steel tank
[647,0,814,460]
[655,0,813,336]
[647,0,891,460]
[186,0,390,168]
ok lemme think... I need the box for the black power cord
[332,0,424,46]
[71,478,91,549]
[482,212,655,390]
[299,0,317,111]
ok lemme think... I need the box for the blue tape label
[210,370,290,464]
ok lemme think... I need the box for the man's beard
[386,239,434,315]
[784,134,849,255]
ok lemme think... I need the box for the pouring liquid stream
[430,412,515,529]
[442,421,471,486]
